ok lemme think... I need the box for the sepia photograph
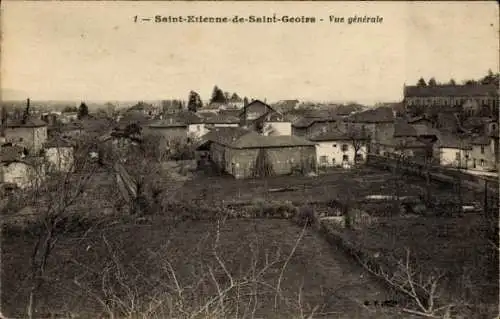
[0,1,499,318]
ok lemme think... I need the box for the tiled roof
[404,84,498,98]
[232,134,315,149]
[470,135,490,145]
[333,104,365,116]
[5,117,47,128]
[437,113,460,132]
[219,109,241,117]
[348,107,394,123]
[202,127,252,146]
[203,127,315,149]
[435,131,471,149]
[394,119,437,137]
[148,118,188,128]
[239,99,275,116]
[376,136,428,148]
[200,114,240,124]
[308,128,370,142]
[292,116,341,128]
[413,124,438,137]
[120,110,151,124]
[176,111,203,124]
[0,145,26,162]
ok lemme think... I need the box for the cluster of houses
[0,114,75,190]
[1,81,498,188]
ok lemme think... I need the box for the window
[481,146,485,154]
[480,159,485,167]
[455,152,460,161]
[342,155,349,162]
[332,158,336,165]
[19,137,24,142]
[333,144,337,148]
[341,144,349,152]
[355,154,363,162]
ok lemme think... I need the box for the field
[2,218,409,318]
[174,167,477,205]
[348,214,498,299]
[2,165,497,318]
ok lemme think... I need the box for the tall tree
[463,79,477,86]
[253,148,274,177]
[417,78,427,87]
[78,102,89,119]
[448,79,456,85]
[428,77,437,86]
[347,126,370,163]
[187,91,203,112]
[210,85,227,104]
[480,69,499,86]
[1,106,7,125]
[224,91,231,102]
[243,97,249,107]
[231,93,241,101]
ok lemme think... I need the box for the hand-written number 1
[134,15,138,23]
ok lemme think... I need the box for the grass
[175,167,478,206]
[331,214,499,317]
[2,165,497,318]
[1,218,408,318]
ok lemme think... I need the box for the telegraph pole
[483,179,488,216]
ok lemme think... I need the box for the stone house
[239,99,276,126]
[0,145,44,189]
[199,127,316,179]
[309,128,369,168]
[292,117,342,138]
[253,111,292,136]
[469,135,497,171]
[128,101,161,118]
[192,113,240,138]
[59,112,78,124]
[347,107,394,134]
[403,84,498,117]
[435,132,472,168]
[144,118,189,148]
[371,120,435,162]
[4,118,48,154]
[43,138,75,173]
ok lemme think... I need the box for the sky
[1,1,498,104]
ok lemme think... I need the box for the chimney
[22,98,30,124]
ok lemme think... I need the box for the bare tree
[357,248,458,318]
[346,126,370,164]
[19,138,100,319]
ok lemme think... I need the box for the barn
[198,127,316,179]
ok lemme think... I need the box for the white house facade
[45,146,75,173]
[313,140,367,168]
[438,147,471,168]
[263,122,292,136]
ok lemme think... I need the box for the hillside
[2,218,405,318]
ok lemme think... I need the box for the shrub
[295,205,315,227]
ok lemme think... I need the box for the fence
[366,154,499,195]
